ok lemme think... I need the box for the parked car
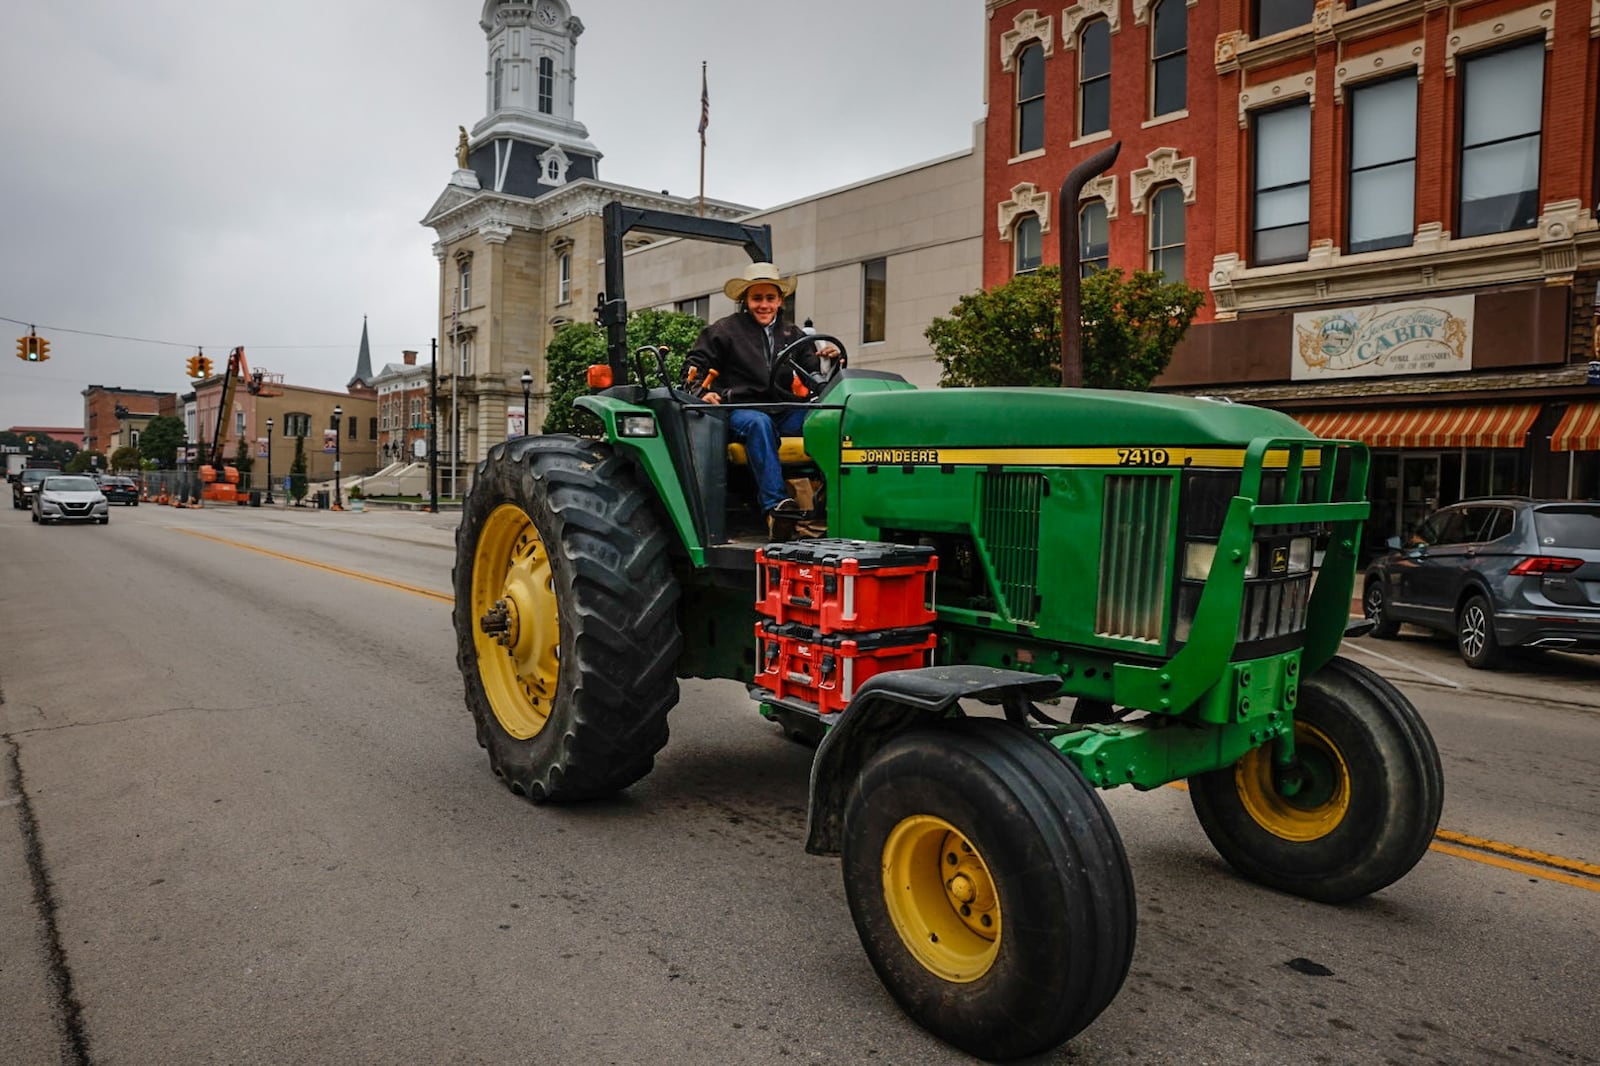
[100,475,140,505]
[12,467,59,509]
[31,475,110,525]
[1363,497,1600,668]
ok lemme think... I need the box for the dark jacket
[686,310,818,404]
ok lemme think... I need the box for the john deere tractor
[453,180,1442,1060]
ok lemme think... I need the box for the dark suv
[1363,497,1600,668]
[11,467,60,510]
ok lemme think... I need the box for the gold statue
[456,126,470,169]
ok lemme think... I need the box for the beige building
[625,140,985,390]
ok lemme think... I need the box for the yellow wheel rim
[881,815,1001,983]
[471,503,561,740]
[1235,722,1351,842]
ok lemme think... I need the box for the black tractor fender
[803,666,1062,856]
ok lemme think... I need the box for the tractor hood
[839,388,1317,452]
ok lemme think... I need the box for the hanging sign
[1292,295,1474,381]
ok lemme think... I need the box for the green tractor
[452,174,1443,1060]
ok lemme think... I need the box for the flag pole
[697,61,708,217]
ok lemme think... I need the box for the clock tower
[467,0,600,194]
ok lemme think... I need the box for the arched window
[538,57,554,114]
[1079,201,1109,277]
[1078,19,1110,136]
[1148,185,1185,281]
[1151,0,1186,117]
[1014,214,1043,275]
[1016,43,1045,154]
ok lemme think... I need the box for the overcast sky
[0,0,985,432]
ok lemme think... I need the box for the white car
[32,474,110,525]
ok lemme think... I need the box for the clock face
[536,2,559,25]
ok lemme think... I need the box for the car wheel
[1363,578,1400,639]
[100,516,110,525]
[1457,594,1503,669]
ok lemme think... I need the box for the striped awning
[1550,401,1600,452]
[1294,404,1540,449]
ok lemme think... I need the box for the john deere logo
[1270,546,1290,575]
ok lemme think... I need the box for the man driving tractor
[685,262,839,530]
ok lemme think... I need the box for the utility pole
[429,338,440,514]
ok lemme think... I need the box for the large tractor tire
[1189,655,1442,903]
[453,434,682,802]
[841,718,1135,1061]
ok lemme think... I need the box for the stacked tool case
[751,539,938,723]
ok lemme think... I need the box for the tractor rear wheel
[1189,655,1442,903]
[453,434,682,802]
[841,718,1135,1060]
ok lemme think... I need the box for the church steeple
[348,316,375,390]
[463,1,601,196]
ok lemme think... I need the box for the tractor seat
[727,438,811,465]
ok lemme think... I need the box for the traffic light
[186,355,201,377]
[34,336,49,361]
[15,335,38,361]
[199,355,214,377]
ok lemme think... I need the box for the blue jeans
[729,407,808,513]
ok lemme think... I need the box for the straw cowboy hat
[724,262,797,302]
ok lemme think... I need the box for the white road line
[1340,640,1463,688]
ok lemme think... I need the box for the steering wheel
[767,333,849,402]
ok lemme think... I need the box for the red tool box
[753,621,938,717]
[756,539,937,632]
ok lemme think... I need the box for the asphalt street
[2,503,1597,1065]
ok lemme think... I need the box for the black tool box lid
[760,538,936,570]
[760,620,936,651]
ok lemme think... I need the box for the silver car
[1363,497,1600,668]
[32,474,110,525]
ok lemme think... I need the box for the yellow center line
[172,527,453,604]
[1164,781,1599,892]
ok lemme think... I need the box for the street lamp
[332,404,343,509]
[520,368,533,438]
[264,417,275,504]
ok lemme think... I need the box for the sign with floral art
[1292,295,1473,381]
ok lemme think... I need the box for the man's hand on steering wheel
[768,333,849,401]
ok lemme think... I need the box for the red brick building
[82,387,167,457]
[984,0,1600,548]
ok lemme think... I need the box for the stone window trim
[1333,43,1423,103]
[1080,174,1119,220]
[1237,71,1316,128]
[999,9,1054,71]
[997,182,1052,241]
[1444,5,1557,76]
[1132,0,1196,27]
[1130,148,1196,215]
[1061,0,1121,49]
[550,235,575,253]
[452,248,474,266]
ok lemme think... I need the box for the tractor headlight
[1288,536,1314,573]
[617,414,657,438]
[1183,542,1217,581]
[1242,543,1260,579]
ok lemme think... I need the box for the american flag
[697,62,709,139]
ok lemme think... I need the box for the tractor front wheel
[452,434,682,802]
[841,718,1135,1060]
[1189,655,1442,903]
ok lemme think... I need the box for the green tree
[541,309,705,435]
[110,445,142,471]
[67,450,103,473]
[139,416,187,468]
[289,434,308,503]
[926,266,1205,391]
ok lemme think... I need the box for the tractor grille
[1096,475,1171,644]
[980,472,1044,623]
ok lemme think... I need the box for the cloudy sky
[0,0,985,432]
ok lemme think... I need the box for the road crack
[5,734,94,1066]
